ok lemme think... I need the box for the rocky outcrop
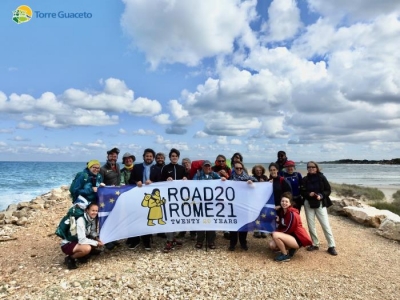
[328,196,400,241]
[0,186,70,240]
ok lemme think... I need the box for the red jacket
[276,207,312,247]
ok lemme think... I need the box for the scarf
[124,164,134,170]
[230,172,257,182]
[143,161,156,182]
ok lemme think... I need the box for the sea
[0,161,399,211]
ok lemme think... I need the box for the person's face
[156,155,165,165]
[170,153,179,164]
[286,166,294,174]
[217,157,226,166]
[90,164,100,174]
[202,164,212,174]
[281,197,291,209]
[277,153,286,162]
[254,168,263,175]
[124,157,133,165]
[86,205,99,219]
[182,160,191,170]
[307,163,318,174]
[234,164,243,174]
[107,153,118,163]
[144,152,154,164]
[269,166,278,178]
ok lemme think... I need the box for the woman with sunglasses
[301,161,337,256]
[268,163,292,211]
[228,161,257,251]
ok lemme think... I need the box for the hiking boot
[195,242,203,249]
[275,253,291,262]
[128,240,140,250]
[288,248,298,258]
[65,256,77,269]
[77,255,89,264]
[90,248,102,256]
[105,242,116,251]
[157,233,167,238]
[306,245,319,251]
[144,240,151,251]
[253,232,261,238]
[261,232,268,238]
[164,241,173,253]
[228,246,235,251]
[172,239,183,248]
[241,245,249,251]
[190,232,197,240]
[223,231,230,240]
[327,247,338,256]
[208,243,216,250]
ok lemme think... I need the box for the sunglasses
[217,160,225,162]
[307,166,317,169]
[91,167,100,170]
[235,167,243,170]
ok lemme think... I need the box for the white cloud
[12,136,29,141]
[121,0,258,67]
[17,122,34,129]
[262,0,302,42]
[194,131,208,138]
[133,129,155,135]
[119,128,127,134]
[153,114,172,125]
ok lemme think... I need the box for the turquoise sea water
[0,161,399,211]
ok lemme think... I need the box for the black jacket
[128,163,163,184]
[161,163,186,181]
[301,173,332,208]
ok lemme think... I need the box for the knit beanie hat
[87,160,101,169]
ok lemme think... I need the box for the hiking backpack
[69,171,89,202]
[55,205,86,241]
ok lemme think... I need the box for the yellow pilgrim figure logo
[141,188,166,226]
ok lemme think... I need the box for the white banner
[99,180,274,244]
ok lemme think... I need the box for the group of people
[60,148,338,269]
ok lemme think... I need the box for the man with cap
[100,147,121,186]
[282,160,304,212]
[192,160,225,249]
[120,152,136,185]
[276,151,288,175]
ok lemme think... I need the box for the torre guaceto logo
[12,5,33,24]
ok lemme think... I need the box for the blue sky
[1,0,400,163]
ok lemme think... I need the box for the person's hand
[275,205,281,210]
[309,192,315,197]
[97,241,104,247]
[247,180,253,184]
[137,181,143,187]
[259,178,265,182]
[316,195,321,200]
[183,177,187,180]
[167,177,173,181]
[221,177,226,181]
[99,183,106,187]
[92,187,98,192]
[145,180,152,185]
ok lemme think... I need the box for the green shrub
[330,182,385,201]
[370,201,400,216]
[392,190,400,203]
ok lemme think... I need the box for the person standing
[282,160,303,212]
[161,148,187,253]
[276,151,288,175]
[268,163,292,211]
[193,160,226,249]
[100,147,121,250]
[100,147,121,186]
[251,164,268,238]
[127,148,157,250]
[70,160,103,205]
[228,161,257,251]
[301,161,337,256]
[181,157,192,179]
[212,154,231,179]
[120,152,136,185]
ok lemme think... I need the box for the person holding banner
[268,162,292,211]
[269,192,312,262]
[193,160,226,249]
[228,161,257,251]
[161,148,187,253]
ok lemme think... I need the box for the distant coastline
[319,158,400,165]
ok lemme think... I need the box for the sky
[1,0,400,163]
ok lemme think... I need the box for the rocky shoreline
[0,187,399,299]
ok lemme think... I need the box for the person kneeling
[61,203,103,269]
[269,192,312,262]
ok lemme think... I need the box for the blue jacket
[193,170,221,180]
[71,168,103,204]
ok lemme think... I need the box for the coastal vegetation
[330,183,385,201]
[320,158,400,164]
[372,190,400,215]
